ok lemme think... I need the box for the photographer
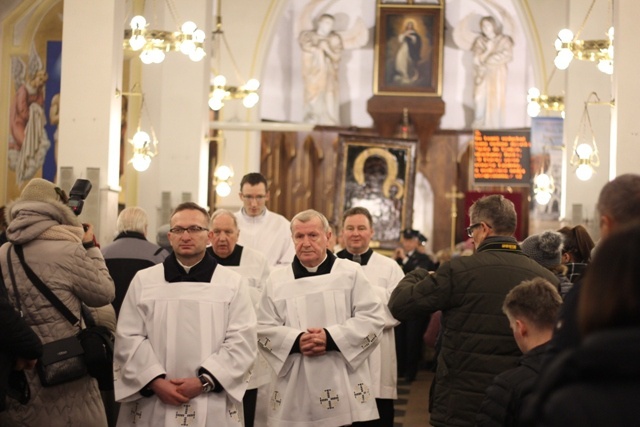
[0,178,114,427]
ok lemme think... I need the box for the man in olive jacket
[388,195,559,427]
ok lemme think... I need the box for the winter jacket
[0,292,43,412]
[475,342,550,427]
[523,327,640,427]
[0,199,114,427]
[101,231,168,316]
[389,236,560,427]
[396,250,437,274]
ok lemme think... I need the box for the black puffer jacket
[389,236,559,427]
[476,342,550,427]
[523,327,640,427]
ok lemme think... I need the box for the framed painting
[334,135,417,249]
[374,5,443,96]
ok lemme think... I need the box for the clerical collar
[164,251,217,283]
[292,250,336,278]
[335,248,373,265]
[476,236,523,254]
[114,231,147,241]
[206,244,244,266]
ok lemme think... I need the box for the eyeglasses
[241,194,266,202]
[466,222,492,237]
[169,226,209,234]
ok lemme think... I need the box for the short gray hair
[290,209,330,233]
[117,207,148,234]
[210,209,238,228]
[468,194,517,235]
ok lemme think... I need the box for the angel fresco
[298,0,368,125]
[8,46,52,185]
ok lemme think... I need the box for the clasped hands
[149,376,203,406]
[299,327,327,357]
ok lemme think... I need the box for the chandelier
[208,0,260,111]
[124,1,206,64]
[570,93,604,181]
[553,0,613,74]
[123,86,158,172]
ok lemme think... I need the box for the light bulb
[130,15,147,29]
[129,34,146,51]
[576,164,593,181]
[181,21,197,35]
[132,131,150,149]
[213,75,227,87]
[576,143,593,159]
[534,173,551,188]
[209,97,224,111]
[554,38,563,51]
[527,87,541,100]
[189,47,206,62]
[131,153,152,172]
[598,60,613,75]
[215,165,233,181]
[242,92,260,108]
[534,191,552,205]
[527,102,541,118]
[180,40,196,55]
[212,88,227,100]
[244,79,260,92]
[216,181,232,197]
[607,26,614,40]
[558,29,574,43]
[140,50,154,64]
[193,29,205,43]
[554,49,573,70]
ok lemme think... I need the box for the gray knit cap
[521,230,564,268]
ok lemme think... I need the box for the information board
[472,129,531,186]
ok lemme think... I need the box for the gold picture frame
[374,4,443,96]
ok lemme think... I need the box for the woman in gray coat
[0,178,115,427]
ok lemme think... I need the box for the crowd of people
[1,172,639,427]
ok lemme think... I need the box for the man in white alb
[114,202,257,427]
[257,209,386,426]
[207,209,271,427]
[336,206,404,427]
[235,172,295,267]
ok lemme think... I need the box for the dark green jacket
[389,236,559,427]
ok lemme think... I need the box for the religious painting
[3,0,63,200]
[335,135,417,249]
[374,5,443,96]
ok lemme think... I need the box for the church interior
[1,1,637,425]
[0,0,635,258]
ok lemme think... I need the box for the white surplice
[257,257,386,427]
[235,208,296,267]
[225,246,272,389]
[114,263,257,427]
[361,252,404,399]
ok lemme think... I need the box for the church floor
[394,369,433,426]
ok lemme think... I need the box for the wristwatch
[198,374,213,393]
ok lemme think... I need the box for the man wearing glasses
[388,195,558,427]
[114,202,257,426]
[235,173,296,267]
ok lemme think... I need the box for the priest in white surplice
[257,209,386,427]
[207,209,272,427]
[336,207,404,427]
[235,172,296,267]
[114,202,257,427]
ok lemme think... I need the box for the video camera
[67,179,92,216]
